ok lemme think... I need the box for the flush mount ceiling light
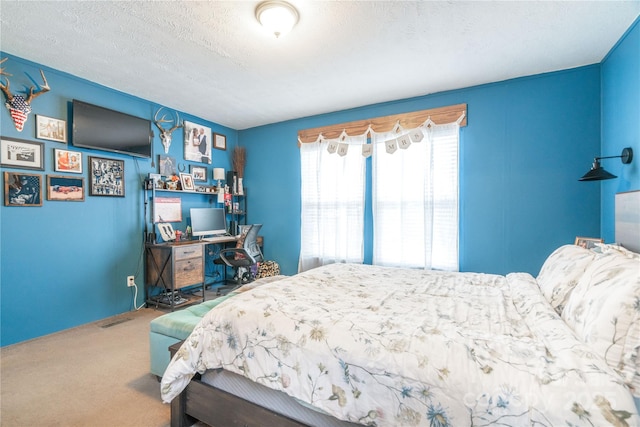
[255,1,299,38]
[579,147,633,181]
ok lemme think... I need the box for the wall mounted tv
[72,99,152,158]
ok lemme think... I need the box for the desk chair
[215,224,263,287]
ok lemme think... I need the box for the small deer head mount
[153,107,183,153]
[0,58,51,132]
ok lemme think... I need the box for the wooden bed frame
[170,376,308,427]
[168,341,317,427]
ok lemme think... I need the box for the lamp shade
[579,147,633,181]
[213,168,225,181]
[579,160,617,181]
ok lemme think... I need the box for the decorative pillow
[536,244,597,314]
[562,250,640,396]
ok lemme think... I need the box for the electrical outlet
[127,276,135,287]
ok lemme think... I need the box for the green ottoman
[149,293,237,377]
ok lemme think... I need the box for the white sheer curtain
[372,120,460,271]
[298,133,367,272]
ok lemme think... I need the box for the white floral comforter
[161,263,638,427]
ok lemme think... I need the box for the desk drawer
[175,258,203,288]
[174,245,203,261]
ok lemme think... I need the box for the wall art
[190,165,207,182]
[36,115,67,143]
[183,121,212,164]
[158,155,176,176]
[213,132,227,151]
[47,175,85,201]
[4,172,42,206]
[89,156,124,197]
[54,148,82,173]
[0,137,44,170]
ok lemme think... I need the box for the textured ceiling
[1,1,638,130]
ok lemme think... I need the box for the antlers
[153,107,183,133]
[0,57,50,103]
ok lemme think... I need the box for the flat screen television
[72,99,152,158]
[190,208,227,238]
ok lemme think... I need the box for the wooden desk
[144,237,236,310]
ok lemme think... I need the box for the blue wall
[601,18,640,241]
[2,19,637,345]
[0,53,237,346]
[241,66,603,277]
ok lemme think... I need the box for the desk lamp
[213,168,225,203]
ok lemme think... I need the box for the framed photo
[574,236,603,249]
[158,155,176,177]
[4,172,42,206]
[47,175,85,201]
[1,137,44,171]
[89,156,124,197]
[36,115,67,143]
[54,148,82,173]
[213,133,227,151]
[179,173,195,191]
[190,165,207,182]
[183,121,212,164]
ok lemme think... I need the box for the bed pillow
[536,244,597,314]
[561,250,640,396]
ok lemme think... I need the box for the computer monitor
[190,208,227,238]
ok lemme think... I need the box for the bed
[161,195,640,427]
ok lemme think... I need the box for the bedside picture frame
[179,173,195,191]
[36,115,67,143]
[574,236,603,249]
[89,156,124,197]
[4,172,43,206]
[1,137,44,170]
[47,175,85,201]
[54,148,82,173]
[213,133,226,151]
[190,165,207,182]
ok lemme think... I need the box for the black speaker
[226,171,238,193]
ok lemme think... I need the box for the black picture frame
[1,137,45,171]
[89,156,125,197]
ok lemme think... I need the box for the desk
[145,238,238,310]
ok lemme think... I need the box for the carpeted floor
[1,308,173,427]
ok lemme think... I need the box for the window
[298,135,366,272]
[372,122,459,270]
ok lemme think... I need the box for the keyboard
[202,235,236,243]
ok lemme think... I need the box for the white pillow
[562,250,640,396]
[536,244,597,314]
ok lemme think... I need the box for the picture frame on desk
[179,173,195,191]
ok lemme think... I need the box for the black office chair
[216,224,263,287]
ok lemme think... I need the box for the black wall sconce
[579,147,633,181]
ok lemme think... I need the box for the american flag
[8,95,31,132]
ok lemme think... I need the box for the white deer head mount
[0,58,51,132]
[153,107,183,154]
